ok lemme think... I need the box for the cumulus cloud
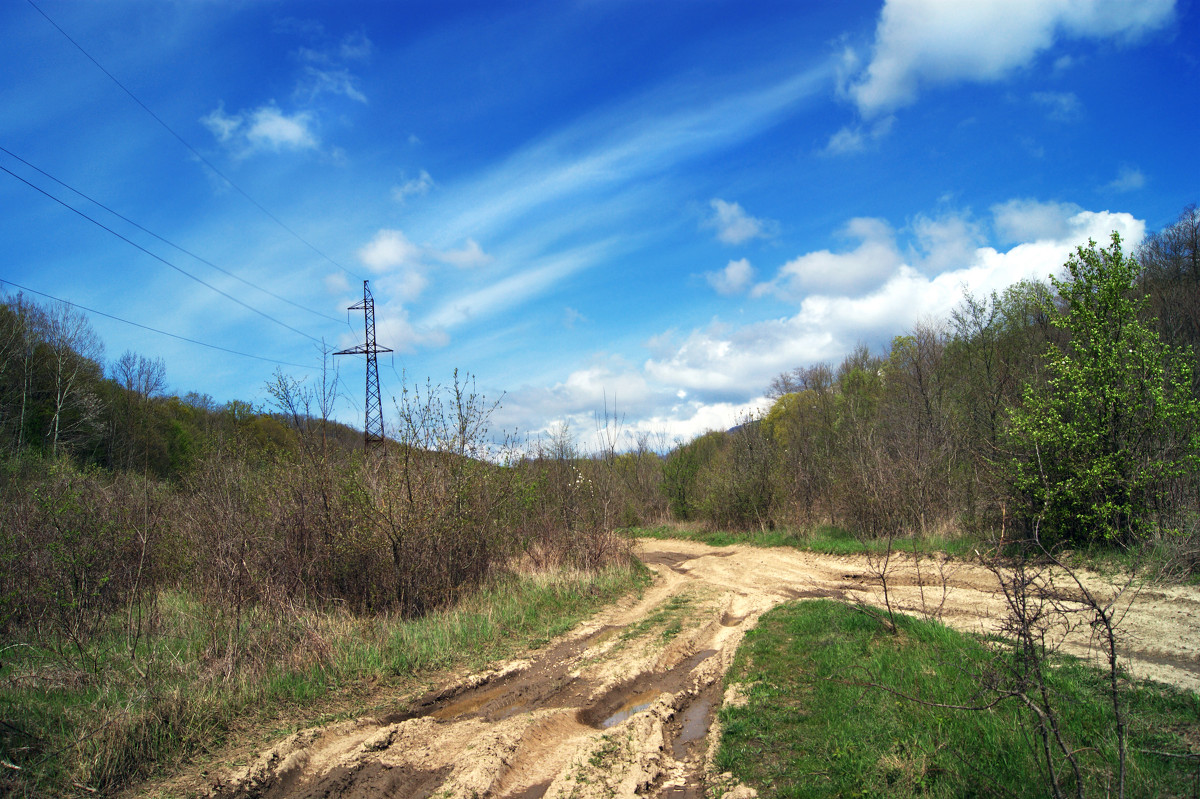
[705,199,776,244]
[991,198,1082,243]
[202,103,319,155]
[358,229,423,272]
[392,169,435,203]
[706,258,755,295]
[909,212,985,273]
[754,217,902,298]
[643,204,1145,411]
[356,228,495,326]
[359,229,493,272]
[492,201,1147,445]
[847,0,1175,117]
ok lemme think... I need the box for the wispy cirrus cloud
[418,62,834,247]
[367,61,833,348]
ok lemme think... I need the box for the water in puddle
[679,648,717,672]
[599,690,660,728]
[671,697,713,759]
[431,682,511,720]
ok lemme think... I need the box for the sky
[2,0,1197,451]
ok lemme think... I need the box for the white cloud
[339,32,373,61]
[482,200,1147,446]
[1107,165,1146,193]
[434,238,492,269]
[202,102,319,155]
[358,229,423,272]
[847,0,1175,117]
[991,198,1082,243]
[200,104,240,142]
[640,203,1145,418]
[371,307,448,354]
[300,66,367,103]
[706,199,776,244]
[1031,90,1083,122]
[357,229,494,308]
[563,307,588,329]
[423,241,611,331]
[706,258,756,295]
[246,105,319,151]
[909,212,985,274]
[822,115,895,155]
[323,271,350,295]
[392,169,435,203]
[358,229,493,271]
[754,217,902,298]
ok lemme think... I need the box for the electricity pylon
[335,280,392,451]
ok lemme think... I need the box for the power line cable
[0,144,347,326]
[26,0,363,282]
[0,279,316,370]
[0,162,324,344]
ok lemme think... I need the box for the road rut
[206,538,1200,799]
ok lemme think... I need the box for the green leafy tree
[1007,233,1200,545]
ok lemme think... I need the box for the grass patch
[717,599,1200,798]
[618,592,693,645]
[626,523,976,559]
[0,562,650,797]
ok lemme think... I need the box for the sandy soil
[202,538,1200,799]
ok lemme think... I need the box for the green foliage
[661,431,725,520]
[1007,233,1200,545]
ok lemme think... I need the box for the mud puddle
[196,537,1200,799]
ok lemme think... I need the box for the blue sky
[2,0,1197,449]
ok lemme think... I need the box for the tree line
[663,205,1200,564]
[1,204,1197,660]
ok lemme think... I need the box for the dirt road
[208,538,1200,799]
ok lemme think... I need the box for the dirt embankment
[200,539,1200,799]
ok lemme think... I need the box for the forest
[1,205,1197,795]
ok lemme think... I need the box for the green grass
[0,562,650,797]
[716,599,1200,798]
[617,592,693,645]
[626,523,976,559]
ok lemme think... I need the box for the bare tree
[112,350,167,400]
[43,301,103,455]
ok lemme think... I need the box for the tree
[1007,233,1200,545]
[1138,204,1200,392]
[112,350,166,400]
[42,301,104,456]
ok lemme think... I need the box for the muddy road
[208,538,1200,799]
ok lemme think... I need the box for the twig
[823,674,1011,713]
[1133,748,1200,761]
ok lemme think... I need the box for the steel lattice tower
[335,280,393,450]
